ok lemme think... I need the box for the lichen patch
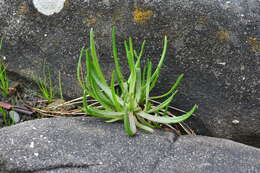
[132,9,153,24]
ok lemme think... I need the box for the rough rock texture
[0,117,259,173]
[0,0,259,146]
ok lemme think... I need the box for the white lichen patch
[33,0,65,16]
[29,141,34,148]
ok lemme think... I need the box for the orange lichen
[248,37,257,41]
[132,9,153,24]
[247,37,260,52]
[216,31,230,40]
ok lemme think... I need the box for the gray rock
[8,111,20,123]
[0,117,259,173]
[155,136,260,173]
[0,0,259,146]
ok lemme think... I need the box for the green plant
[0,39,9,97]
[58,71,64,100]
[0,62,9,96]
[36,69,54,103]
[0,107,15,126]
[77,27,198,136]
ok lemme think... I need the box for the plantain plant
[77,27,198,136]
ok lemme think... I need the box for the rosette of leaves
[77,27,198,136]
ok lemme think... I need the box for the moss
[132,9,153,24]
[18,2,29,15]
[247,37,260,52]
[64,0,72,7]
[196,16,208,25]
[216,31,230,40]
[84,15,97,27]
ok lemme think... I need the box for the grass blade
[58,71,63,100]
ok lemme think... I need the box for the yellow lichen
[18,2,29,14]
[216,31,230,40]
[64,1,72,7]
[84,15,97,27]
[196,16,208,25]
[132,9,153,24]
[247,37,260,52]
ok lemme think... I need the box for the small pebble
[8,111,20,123]
[232,119,239,124]
[30,141,34,148]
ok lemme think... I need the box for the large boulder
[0,117,259,173]
[0,0,259,146]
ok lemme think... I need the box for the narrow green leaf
[147,90,178,114]
[77,47,85,89]
[129,66,136,96]
[112,27,125,92]
[135,67,142,103]
[137,40,146,61]
[91,71,123,105]
[138,105,198,124]
[129,37,134,61]
[105,117,123,123]
[124,111,136,136]
[150,74,183,100]
[150,36,168,90]
[85,105,124,119]
[89,29,107,84]
[124,40,135,74]
[110,71,121,111]
[88,76,115,110]
[136,115,155,128]
[144,61,152,111]
[58,71,63,100]
[134,116,154,133]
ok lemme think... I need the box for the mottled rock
[0,0,259,146]
[0,117,259,173]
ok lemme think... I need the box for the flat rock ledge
[0,117,259,173]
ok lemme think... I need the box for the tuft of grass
[78,27,198,136]
[36,68,54,103]
[0,62,9,97]
[0,40,9,97]
[58,71,64,100]
[0,107,15,126]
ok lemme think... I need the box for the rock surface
[0,117,259,173]
[0,0,259,146]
